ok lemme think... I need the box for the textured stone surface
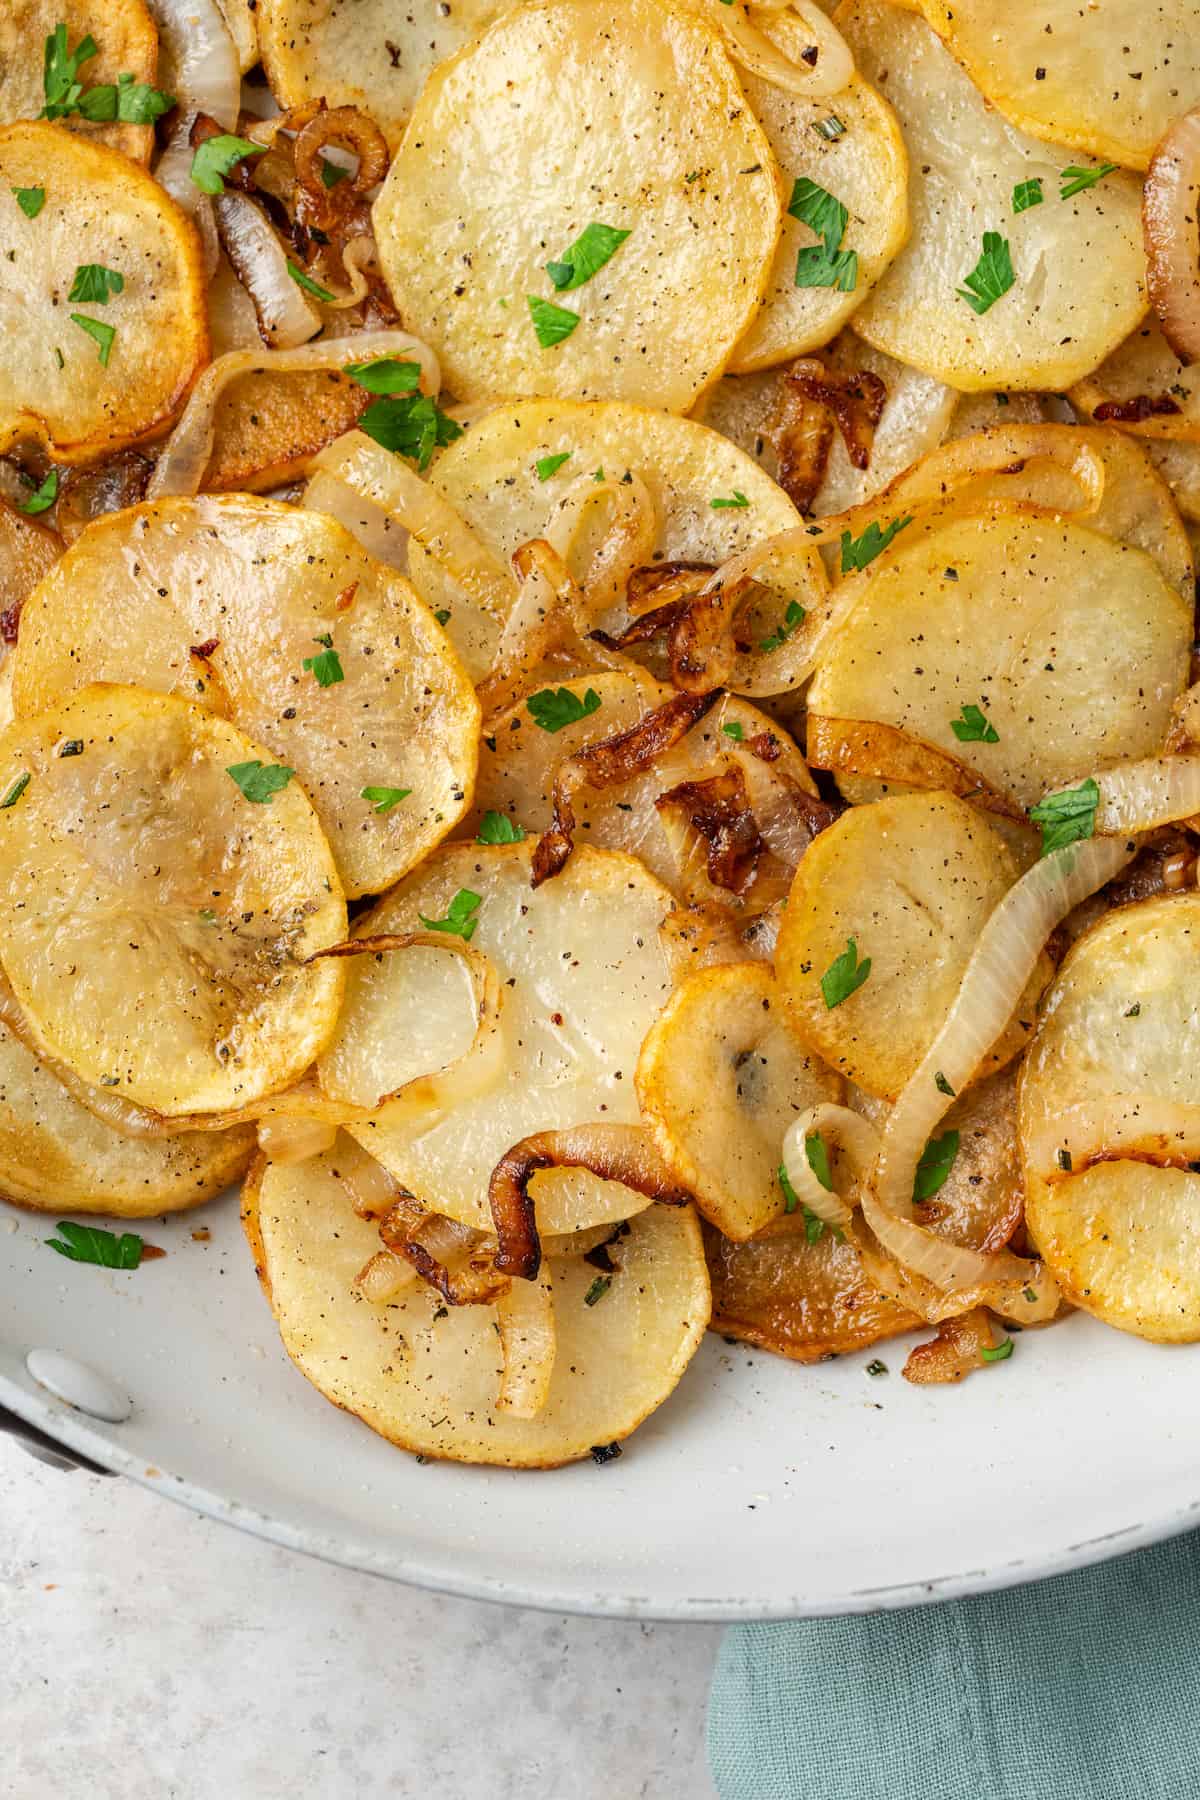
[0,1445,719,1799]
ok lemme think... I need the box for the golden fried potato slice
[0,1,157,161]
[836,0,1146,390]
[13,497,478,898]
[407,397,805,674]
[466,671,816,892]
[244,1144,710,1466]
[0,684,346,1116]
[704,1218,919,1361]
[259,0,511,151]
[0,1018,254,1215]
[216,0,259,71]
[806,512,1191,812]
[775,793,1044,1099]
[0,496,61,628]
[637,962,841,1240]
[730,16,907,371]
[1148,440,1200,523]
[1070,322,1200,444]
[0,124,209,464]
[372,0,782,412]
[347,842,675,1234]
[917,0,1200,173]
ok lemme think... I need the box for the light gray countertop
[0,1445,720,1800]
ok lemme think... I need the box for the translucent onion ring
[780,1103,879,1228]
[145,0,240,273]
[712,0,854,99]
[213,191,323,348]
[1143,105,1200,365]
[1024,1095,1200,1185]
[495,1262,557,1417]
[544,471,659,619]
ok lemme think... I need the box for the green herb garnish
[980,1337,1014,1363]
[226,760,294,803]
[583,1274,612,1306]
[69,263,123,304]
[759,599,805,652]
[527,686,601,732]
[528,296,580,348]
[361,785,411,813]
[536,452,572,481]
[344,357,421,395]
[934,1070,956,1097]
[840,514,913,573]
[1029,777,1099,856]
[320,157,352,189]
[913,1130,960,1202]
[711,491,749,510]
[805,1132,833,1191]
[287,260,334,302]
[956,232,1015,315]
[358,392,463,471]
[1060,163,1117,199]
[46,1219,144,1268]
[812,115,846,142]
[1012,178,1043,214]
[951,703,999,744]
[820,937,871,1009]
[477,810,525,844]
[302,634,344,687]
[722,721,744,741]
[777,1162,800,1215]
[189,134,267,196]
[419,887,483,941]
[0,772,30,809]
[788,176,848,251]
[20,470,58,515]
[70,313,115,366]
[13,186,45,219]
[545,221,630,292]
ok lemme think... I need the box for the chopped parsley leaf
[434,608,451,626]
[419,887,483,942]
[287,260,334,302]
[951,702,999,744]
[536,451,572,481]
[1029,777,1099,857]
[528,295,580,348]
[361,785,411,813]
[812,115,846,141]
[840,514,913,573]
[527,686,601,732]
[1012,178,1043,214]
[189,134,267,196]
[722,721,744,741]
[302,635,344,687]
[345,357,421,395]
[583,1274,612,1306]
[13,186,45,219]
[320,157,352,189]
[805,1132,833,1191]
[40,24,98,118]
[20,470,58,515]
[68,263,124,304]
[226,760,294,803]
[711,491,749,509]
[803,1206,829,1246]
[777,1162,801,1214]
[913,1129,960,1202]
[477,810,525,844]
[46,1219,144,1269]
[956,232,1015,315]
[70,313,115,366]
[77,71,174,123]
[795,244,858,291]
[545,221,630,292]
[788,176,848,251]
[759,599,806,652]
[358,392,463,471]
[934,1070,956,1097]
[980,1337,1014,1363]
[1060,163,1117,199]
[0,772,30,809]
[820,937,871,1009]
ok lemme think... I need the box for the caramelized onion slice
[490,1124,693,1279]
[902,1308,1001,1386]
[149,340,442,499]
[495,1262,557,1417]
[214,191,323,348]
[545,470,659,619]
[710,0,854,98]
[379,1199,510,1305]
[1143,106,1200,365]
[780,1104,878,1230]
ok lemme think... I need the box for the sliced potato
[775,793,1043,1099]
[704,1218,919,1361]
[259,0,510,151]
[730,16,908,371]
[0,496,61,626]
[0,1,157,161]
[244,1144,710,1466]
[918,0,1200,173]
[836,0,1147,390]
[372,0,782,412]
[1070,322,1200,444]
[205,369,370,493]
[347,842,675,1234]
[466,671,817,894]
[0,684,346,1116]
[806,512,1191,812]
[0,124,209,465]
[407,398,805,676]
[1148,439,1200,523]
[13,497,479,898]
[637,962,841,1240]
[0,1018,254,1216]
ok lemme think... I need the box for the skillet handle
[0,1402,117,1476]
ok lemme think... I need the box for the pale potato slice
[1148,439,1200,523]
[407,398,805,674]
[347,842,675,1234]
[259,0,511,151]
[836,0,1147,391]
[13,497,479,898]
[0,1018,254,1216]
[0,684,346,1116]
[244,1145,710,1466]
[806,512,1191,812]
[0,496,61,628]
[465,671,817,893]
[730,15,908,371]
[637,962,841,1240]
[918,0,1200,173]
[0,1,157,161]
[775,793,1040,1099]
[372,0,782,412]
[1070,322,1200,444]
[1026,1163,1200,1343]
[0,124,209,464]
[704,1218,919,1361]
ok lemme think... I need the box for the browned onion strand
[489,1124,692,1279]
[213,190,323,348]
[379,1200,511,1305]
[1143,105,1200,365]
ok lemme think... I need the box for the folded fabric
[709,1531,1200,1800]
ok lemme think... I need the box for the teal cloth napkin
[709,1533,1200,1800]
